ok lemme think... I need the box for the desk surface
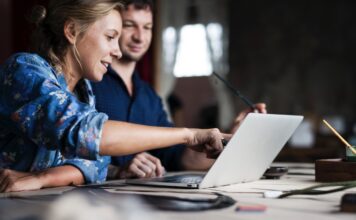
[0,163,355,220]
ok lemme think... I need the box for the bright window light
[162,27,177,72]
[173,24,212,77]
[207,23,223,61]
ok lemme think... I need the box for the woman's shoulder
[2,52,58,81]
[4,52,51,69]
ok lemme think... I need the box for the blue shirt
[91,67,184,171]
[0,53,110,183]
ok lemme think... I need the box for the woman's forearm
[99,120,193,156]
[0,166,84,192]
[38,165,84,188]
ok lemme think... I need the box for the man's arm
[230,103,267,133]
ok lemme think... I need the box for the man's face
[119,4,153,62]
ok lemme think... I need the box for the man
[92,0,266,179]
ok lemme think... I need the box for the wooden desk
[0,163,355,220]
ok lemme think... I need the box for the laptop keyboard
[162,174,204,184]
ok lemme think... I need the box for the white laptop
[125,113,303,189]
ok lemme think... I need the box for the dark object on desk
[142,193,236,212]
[340,193,356,213]
[263,166,288,179]
[71,188,236,212]
[315,159,356,182]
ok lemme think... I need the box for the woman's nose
[112,43,122,59]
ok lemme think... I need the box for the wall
[159,0,356,141]
[0,0,12,63]
[229,0,356,127]
[0,0,49,63]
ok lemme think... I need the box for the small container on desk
[315,146,356,182]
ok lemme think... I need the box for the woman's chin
[89,72,105,82]
[92,77,103,82]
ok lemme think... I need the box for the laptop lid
[199,113,303,188]
[126,113,303,189]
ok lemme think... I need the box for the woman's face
[76,10,122,82]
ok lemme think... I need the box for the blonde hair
[30,0,123,72]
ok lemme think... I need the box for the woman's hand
[0,169,43,193]
[231,103,267,133]
[186,128,232,159]
[118,152,165,179]
[0,166,84,193]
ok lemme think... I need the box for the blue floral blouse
[0,53,110,183]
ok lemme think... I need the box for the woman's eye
[107,36,115,41]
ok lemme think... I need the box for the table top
[0,163,355,220]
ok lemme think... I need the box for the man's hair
[122,0,154,12]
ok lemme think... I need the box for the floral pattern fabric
[0,53,110,183]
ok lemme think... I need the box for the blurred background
[1,0,356,162]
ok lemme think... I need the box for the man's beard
[120,51,144,62]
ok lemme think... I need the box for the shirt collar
[107,66,145,92]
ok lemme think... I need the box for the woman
[0,0,228,192]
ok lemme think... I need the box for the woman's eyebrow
[107,29,119,36]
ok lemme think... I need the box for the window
[173,24,213,77]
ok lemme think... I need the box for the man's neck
[111,59,137,96]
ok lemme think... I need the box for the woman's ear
[63,19,77,45]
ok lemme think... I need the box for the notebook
[125,113,303,189]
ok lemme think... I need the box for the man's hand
[0,169,43,193]
[118,152,165,179]
[231,103,267,133]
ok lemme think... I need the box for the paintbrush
[212,71,256,111]
[322,119,356,155]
